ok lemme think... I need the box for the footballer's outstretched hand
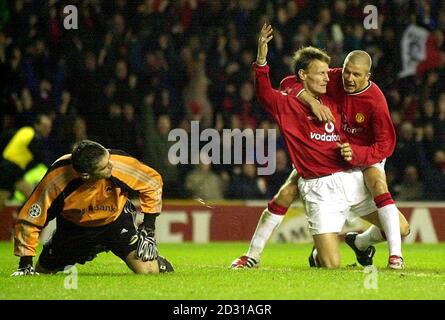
[11,257,39,276]
[131,226,158,262]
[256,23,273,65]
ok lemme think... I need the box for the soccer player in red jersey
[233,24,398,268]
[282,52,410,269]
[231,24,410,270]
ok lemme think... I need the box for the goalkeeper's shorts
[38,202,138,271]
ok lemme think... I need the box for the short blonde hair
[293,47,331,81]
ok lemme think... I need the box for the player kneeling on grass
[11,140,173,276]
[233,23,405,269]
[232,29,410,270]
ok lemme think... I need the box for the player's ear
[297,69,306,81]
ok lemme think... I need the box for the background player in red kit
[232,26,410,270]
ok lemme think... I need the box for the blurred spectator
[416,30,445,76]
[226,164,266,199]
[416,146,445,200]
[121,103,144,159]
[388,122,421,181]
[0,114,52,213]
[185,159,226,201]
[11,163,47,203]
[1,0,444,200]
[182,48,213,128]
[266,148,292,199]
[143,95,179,198]
[394,165,424,201]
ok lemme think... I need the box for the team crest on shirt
[355,113,365,123]
[28,203,42,218]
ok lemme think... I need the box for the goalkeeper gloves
[130,213,159,262]
[11,256,39,276]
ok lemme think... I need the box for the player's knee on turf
[126,251,174,274]
[319,255,340,269]
[316,249,340,269]
[126,252,159,274]
[275,183,299,207]
[132,261,160,274]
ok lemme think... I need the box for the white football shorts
[297,169,377,235]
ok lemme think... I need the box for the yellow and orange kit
[14,150,163,257]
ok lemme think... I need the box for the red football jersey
[253,63,353,179]
[280,68,396,167]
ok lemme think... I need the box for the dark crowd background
[0,0,444,200]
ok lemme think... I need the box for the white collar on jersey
[347,81,372,96]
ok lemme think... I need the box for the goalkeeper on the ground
[12,139,173,276]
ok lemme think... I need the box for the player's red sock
[267,200,288,215]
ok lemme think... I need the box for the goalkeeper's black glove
[130,213,159,262]
[11,256,39,276]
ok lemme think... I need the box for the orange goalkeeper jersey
[14,150,163,257]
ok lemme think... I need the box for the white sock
[246,209,284,260]
[378,204,402,257]
[355,225,385,251]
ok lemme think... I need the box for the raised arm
[253,23,289,118]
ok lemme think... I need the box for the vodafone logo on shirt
[310,122,340,142]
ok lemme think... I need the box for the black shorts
[0,160,25,192]
[37,202,138,272]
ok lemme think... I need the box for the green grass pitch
[1,241,444,300]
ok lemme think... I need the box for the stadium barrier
[1,200,444,243]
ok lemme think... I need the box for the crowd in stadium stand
[1,0,444,200]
